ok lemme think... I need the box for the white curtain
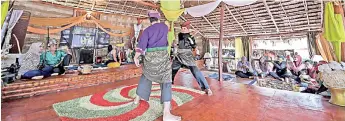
[1,9,12,46]
[3,10,23,48]
[134,24,142,40]
[185,0,257,17]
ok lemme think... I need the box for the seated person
[252,56,270,78]
[17,42,43,79]
[21,39,72,79]
[269,55,292,81]
[235,56,255,78]
[298,69,317,87]
[105,45,121,66]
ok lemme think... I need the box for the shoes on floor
[32,76,44,80]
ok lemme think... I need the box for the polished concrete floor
[2,69,345,121]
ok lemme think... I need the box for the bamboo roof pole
[263,0,282,41]
[249,5,266,34]
[103,0,109,12]
[121,0,128,12]
[203,16,220,34]
[219,3,225,82]
[180,16,205,37]
[279,0,293,32]
[303,0,311,31]
[225,5,248,35]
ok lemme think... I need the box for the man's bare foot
[133,95,140,105]
[163,112,181,121]
[205,89,213,96]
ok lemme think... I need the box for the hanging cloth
[1,1,9,26]
[3,10,23,48]
[235,37,244,59]
[134,24,142,40]
[323,2,345,61]
[160,8,185,21]
[185,0,257,17]
[160,0,182,55]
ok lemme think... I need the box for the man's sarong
[143,47,172,83]
[175,49,196,67]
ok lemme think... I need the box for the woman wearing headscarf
[18,42,44,79]
[235,56,255,78]
[289,53,306,76]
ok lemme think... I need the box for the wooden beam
[249,5,266,34]
[320,0,323,27]
[203,16,220,33]
[218,3,225,82]
[103,0,110,12]
[225,5,248,35]
[263,0,279,33]
[279,0,293,32]
[131,0,159,8]
[180,16,205,37]
[303,0,310,31]
[121,0,128,12]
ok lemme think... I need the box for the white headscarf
[18,42,42,75]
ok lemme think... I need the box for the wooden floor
[2,69,345,121]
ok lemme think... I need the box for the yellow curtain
[323,2,345,61]
[235,37,244,58]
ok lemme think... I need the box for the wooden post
[218,3,225,82]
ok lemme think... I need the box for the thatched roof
[40,0,343,40]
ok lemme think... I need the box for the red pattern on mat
[60,100,149,121]
[58,85,203,121]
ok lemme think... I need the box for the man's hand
[134,52,141,67]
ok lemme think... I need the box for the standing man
[133,10,181,121]
[171,21,212,95]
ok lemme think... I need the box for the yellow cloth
[235,37,244,58]
[107,62,120,68]
[323,2,345,61]
[1,1,9,27]
[160,7,185,21]
[160,0,183,55]
[116,43,125,47]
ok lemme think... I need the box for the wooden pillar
[218,3,225,82]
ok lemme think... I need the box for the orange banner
[27,15,132,37]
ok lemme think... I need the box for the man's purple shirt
[136,23,168,53]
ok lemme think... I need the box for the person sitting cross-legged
[235,56,255,78]
[21,39,72,79]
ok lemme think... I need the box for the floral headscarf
[18,42,42,75]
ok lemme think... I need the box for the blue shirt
[40,50,67,66]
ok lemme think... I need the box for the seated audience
[21,39,72,79]
[105,45,121,65]
[252,56,269,78]
[235,56,255,78]
[269,55,292,81]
